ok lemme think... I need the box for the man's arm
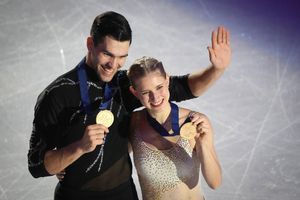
[43,142,83,175]
[44,124,108,175]
[188,26,231,97]
[28,91,108,177]
[28,124,108,177]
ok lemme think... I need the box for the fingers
[226,29,230,45]
[189,111,205,125]
[211,30,217,49]
[56,170,66,181]
[86,126,107,144]
[222,27,226,44]
[222,26,230,45]
[188,112,211,135]
[214,26,230,45]
[194,132,201,140]
[57,174,64,180]
[217,26,223,44]
[218,26,226,44]
[207,46,215,61]
[86,124,109,139]
[197,126,210,135]
[86,124,109,134]
[81,124,110,153]
[192,118,204,128]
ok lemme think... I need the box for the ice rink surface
[0,0,299,199]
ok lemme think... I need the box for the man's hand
[44,124,109,175]
[187,26,231,97]
[208,26,231,70]
[56,170,65,182]
[78,124,109,154]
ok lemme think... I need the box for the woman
[127,56,222,200]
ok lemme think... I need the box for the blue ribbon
[76,58,115,173]
[76,58,113,114]
[146,102,180,136]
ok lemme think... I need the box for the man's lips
[101,65,114,75]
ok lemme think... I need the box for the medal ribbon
[146,102,180,136]
[76,58,114,173]
[77,58,113,113]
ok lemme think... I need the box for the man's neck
[85,53,94,69]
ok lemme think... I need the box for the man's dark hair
[90,11,132,46]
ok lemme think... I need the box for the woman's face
[132,71,170,113]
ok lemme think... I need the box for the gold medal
[180,122,197,139]
[96,110,114,128]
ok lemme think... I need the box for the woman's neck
[147,103,172,124]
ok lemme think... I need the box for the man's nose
[108,57,118,68]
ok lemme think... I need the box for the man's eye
[142,92,149,95]
[103,52,111,57]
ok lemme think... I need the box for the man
[27,11,231,200]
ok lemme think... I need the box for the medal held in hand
[77,60,116,173]
[180,122,197,140]
[85,110,114,173]
[86,110,114,173]
[96,110,114,127]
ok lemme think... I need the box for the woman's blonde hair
[127,56,166,88]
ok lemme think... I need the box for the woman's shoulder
[179,107,207,119]
[178,107,193,122]
[178,107,191,117]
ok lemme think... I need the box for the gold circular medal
[180,122,197,140]
[96,110,114,128]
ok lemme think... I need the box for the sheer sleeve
[169,74,196,102]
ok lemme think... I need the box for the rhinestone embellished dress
[131,112,204,200]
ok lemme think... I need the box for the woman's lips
[150,99,164,107]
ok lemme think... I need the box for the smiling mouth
[101,65,114,75]
[150,99,164,107]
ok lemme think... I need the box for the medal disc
[96,110,114,128]
[180,122,197,139]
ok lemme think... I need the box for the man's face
[90,36,130,82]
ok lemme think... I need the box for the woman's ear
[166,74,170,87]
[129,86,138,98]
